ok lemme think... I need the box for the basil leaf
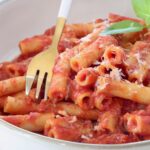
[132,0,150,25]
[100,20,144,36]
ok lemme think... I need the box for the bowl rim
[0,0,150,148]
[0,119,150,149]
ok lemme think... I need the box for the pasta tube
[75,68,98,87]
[55,102,99,120]
[1,112,54,132]
[44,116,93,141]
[19,35,52,55]
[70,81,94,110]
[70,36,118,72]
[48,50,74,102]
[0,76,25,97]
[96,76,150,104]
[103,45,125,66]
[124,113,150,135]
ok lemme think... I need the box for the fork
[25,0,72,100]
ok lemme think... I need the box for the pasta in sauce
[1,13,150,144]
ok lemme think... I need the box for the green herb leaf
[132,0,150,25]
[100,20,144,36]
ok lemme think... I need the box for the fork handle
[50,0,72,50]
[58,0,72,18]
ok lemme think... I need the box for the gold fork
[25,0,72,100]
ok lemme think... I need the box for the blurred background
[0,0,135,61]
[0,0,8,3]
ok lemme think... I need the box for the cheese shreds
[69,116,77,123]
[81,134,93,140]
[94,125,100,131]
[93,60,101,65]
[55,115,61,118]
[134,53,146,66]
[101,60,110,66]
[110,68,124,81]
[80,35,91,42]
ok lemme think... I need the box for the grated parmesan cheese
[81,134,93,140]
[96,82,109,91]
[55,115,61,118]
[93,60,101,65]
[101,60,110,66]
[81,135,90,140]
[134,53,146,66]
[69,116,77,123]
[99,44,105,48]
[94,125,100,131]
[80,35,91,42]
[109,68,124,81]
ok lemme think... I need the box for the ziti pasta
[1,13,150,144]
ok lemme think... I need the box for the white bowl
[0,0,149,150]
